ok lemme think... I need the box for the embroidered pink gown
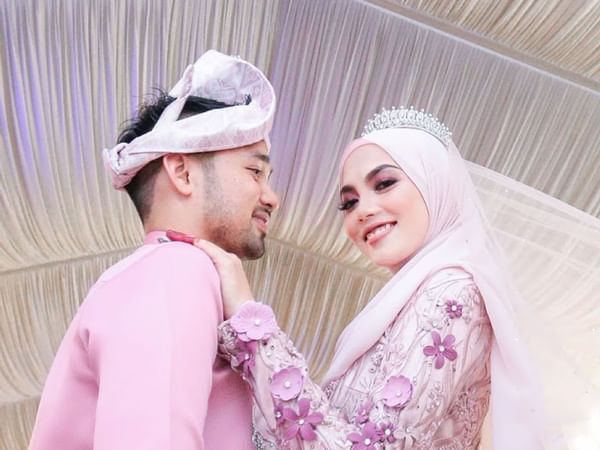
[29,232,255,450]
[219,267,493,449]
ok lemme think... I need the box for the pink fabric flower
[381,375,412,407]
[423,331,458,369]
[231,301,278,341]
[234,339,257,378]
[354,400,372,424]
[348,421,381,450]
[378,422,397,444]
[445,299,463,319]
[282,398,324,441]
[270,367,304,401]
[274,403,285,426]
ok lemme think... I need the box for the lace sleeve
[218,302,360,449]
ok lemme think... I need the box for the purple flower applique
[378,422,396,444]
[354,400,373,424]
[445,299,463,319]
[348,421,381,450]
[234,339,257,378]
[270,367,304,401]
[282,398,324,441]
[423,331,458,369]
[381,375,413,408]
[231,301,278,342]
[274,403,286,426]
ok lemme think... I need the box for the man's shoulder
[80,243,221,324]
[78,242,223,343]
[97,242,217,285]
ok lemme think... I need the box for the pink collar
[143,230,169,245]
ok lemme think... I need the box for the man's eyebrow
[251,153,270,164]
[365,164,399,182]
[251,152,274,176]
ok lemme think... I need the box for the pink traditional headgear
[327,107,564,449]
[102,50,276,189]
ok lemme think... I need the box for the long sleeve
[219,302,352,449]
[81,243,223,450]
[218,268,492,449]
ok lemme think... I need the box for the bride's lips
[363,221,397,245]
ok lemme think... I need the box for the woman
[178,108,558,449]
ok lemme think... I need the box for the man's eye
[338,199,358,211]
[248,168,263,176]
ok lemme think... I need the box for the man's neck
[144,215,205,241]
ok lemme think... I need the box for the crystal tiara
[361,106,452,146]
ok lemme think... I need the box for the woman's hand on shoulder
[192,239,254,319]
[166,230,254,319]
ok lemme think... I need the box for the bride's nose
[356,198,379,223]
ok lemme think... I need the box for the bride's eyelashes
[338,198,358,211]
[338,179,398,212]
[374,178,398,191]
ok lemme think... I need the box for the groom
[29,51,278,449]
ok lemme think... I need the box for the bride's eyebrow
[339,164,399,196]
[365,164,400,183]
[339,185,355,196]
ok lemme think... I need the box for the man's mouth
[252,210,270,234]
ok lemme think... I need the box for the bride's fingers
[166,230,232,260]
[165,232,252,317]
[166,229,196,245]
[165,231,242,271]
[193,239,231,260]
[193,240,245,273]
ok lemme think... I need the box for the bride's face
[339,144,429,272]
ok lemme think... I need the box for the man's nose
[261,183,280,212]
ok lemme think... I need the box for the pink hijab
[324,128,562,449]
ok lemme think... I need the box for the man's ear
[162,154,194,196]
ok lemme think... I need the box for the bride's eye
[338,198,358,212]
[375,179,397,191]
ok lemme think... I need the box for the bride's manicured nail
[166,229,196,245]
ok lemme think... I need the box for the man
[29,50,278,449]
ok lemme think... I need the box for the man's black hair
[117,91,232,222]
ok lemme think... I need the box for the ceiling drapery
[1,0,599,449]
[367,0,600,89]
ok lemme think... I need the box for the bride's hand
[166,230,254,319]
[191,239,254,319]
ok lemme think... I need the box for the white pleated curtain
[1,1,599,449]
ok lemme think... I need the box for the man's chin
[241,238,266,260]
[222,234,266,260]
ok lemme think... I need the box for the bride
[180,108,562,449]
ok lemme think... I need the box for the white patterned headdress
[102,50,276,189]
[362,106,452,146]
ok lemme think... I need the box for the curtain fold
[368,0,600,85]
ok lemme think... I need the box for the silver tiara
[361,106,452,146]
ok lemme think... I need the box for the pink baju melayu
[29,231,255,450]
